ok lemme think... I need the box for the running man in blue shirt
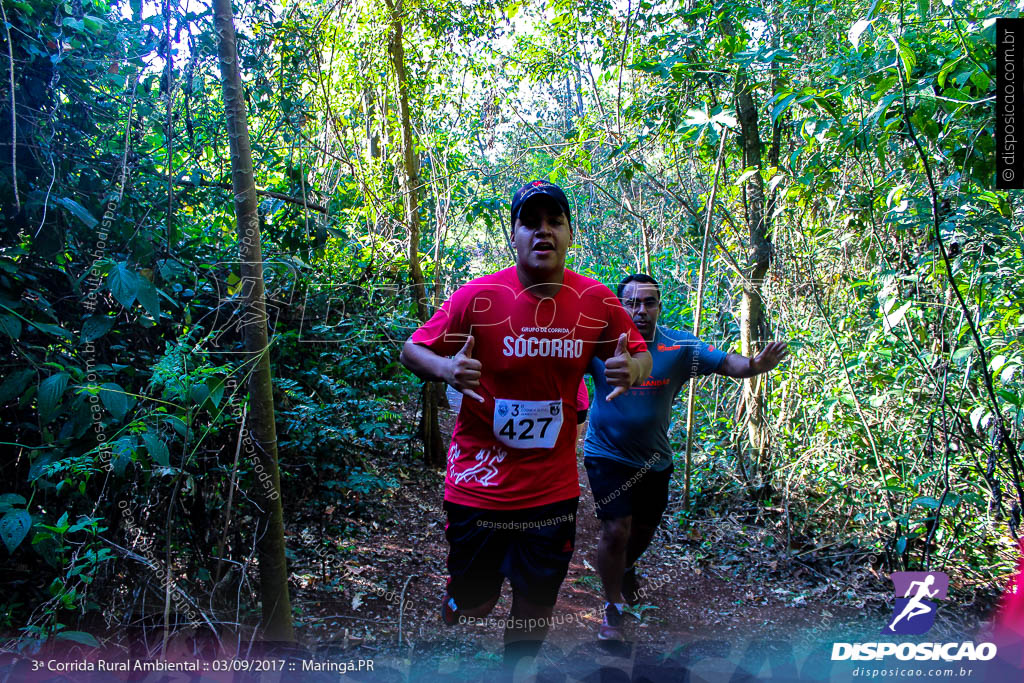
[585,274,789,641]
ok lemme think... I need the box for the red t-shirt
[409,267,646,510]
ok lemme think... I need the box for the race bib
[493,399,563,449]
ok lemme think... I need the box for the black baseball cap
[510,180,571,228]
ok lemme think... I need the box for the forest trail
[5,1,1014,676]
[282,398,912,678]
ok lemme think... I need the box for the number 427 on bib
[493,399,563,449]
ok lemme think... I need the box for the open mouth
[533,242,555,253]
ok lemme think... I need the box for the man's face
[511,197,572,279]
[621,281,661,341]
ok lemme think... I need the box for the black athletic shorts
[443,497,578,609]
[584,456,673,525]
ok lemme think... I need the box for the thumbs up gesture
[446,336,484,403]
[605,333,634,401]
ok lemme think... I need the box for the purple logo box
[882,571,949,636]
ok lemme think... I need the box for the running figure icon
[882,571,949,635]
[887,575,938,630]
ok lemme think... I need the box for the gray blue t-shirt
[584,326,727,471]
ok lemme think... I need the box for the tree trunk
[361,58,380,160]
[564,74,573,133]
[365,89,380,159]
[385,0,444,467]
[212,0,294,642]
[639,219,651,273]
[766,2,783,220]
[574,64,585,119]
[734,65,773,485]
[163,0,176,248]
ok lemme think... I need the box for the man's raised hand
[605,333,634,401]
[447,335,484,403]
[750,340,790,375]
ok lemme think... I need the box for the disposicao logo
[831,571,997,662]
[883,571,948,636]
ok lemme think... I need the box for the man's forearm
[400,340,450,383]
[718,353,755,379]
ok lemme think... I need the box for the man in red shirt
[400,180,651,670]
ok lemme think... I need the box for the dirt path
[284,403,994,679]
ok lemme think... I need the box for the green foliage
[0,0,1017,647]
[0,496,31,554]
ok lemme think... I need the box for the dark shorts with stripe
[443,497,578,609]
[584,456,673,525]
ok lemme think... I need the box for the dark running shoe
[623,566,642,606]
[598,603,624,641]
[441,594,460,626]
